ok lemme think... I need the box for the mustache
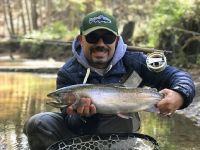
[90,46,110,53]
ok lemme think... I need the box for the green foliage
[43,21,68,38]
[145,0,191,47]
[22,20,79,42]
[19,39,72,60]
[19,21,78,59]
[24,21,73,40]
[51,0,86,11]
[19,40,43,59]
[133,0,199,66]
[197,54,200,65]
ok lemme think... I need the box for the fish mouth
[47,92,54,98]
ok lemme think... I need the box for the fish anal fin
[117,113,133,119]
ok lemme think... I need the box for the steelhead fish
[47,84,164,114]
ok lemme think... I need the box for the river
[0,72,199,150]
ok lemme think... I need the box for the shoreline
[0,66,60,73]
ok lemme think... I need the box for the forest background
[0,0,200,67]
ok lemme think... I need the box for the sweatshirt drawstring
[83,68,90,84]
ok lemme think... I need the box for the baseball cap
[80,10,118,36]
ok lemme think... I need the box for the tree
[4,0,15,36]
[30,0,38,30]
[19,0,26,34]
[24,0,32,32]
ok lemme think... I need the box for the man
[24,10,195,150]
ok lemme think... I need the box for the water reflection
[0,72,199,150]
[140,112,200,150]
[0,73,57,150]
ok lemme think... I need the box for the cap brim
[82,26,118,36]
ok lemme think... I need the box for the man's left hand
[156,88,184,116]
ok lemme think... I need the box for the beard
[90,46,110,54]
[88,46,112,68]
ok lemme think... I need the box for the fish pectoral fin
[117,113,133,119]
[71,93,82,109]
[144,106,159,113]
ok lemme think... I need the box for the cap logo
[89,15,111,24]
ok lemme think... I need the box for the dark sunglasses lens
[102,34,116,44]
[85,32,116,44]
[85,33,99,44]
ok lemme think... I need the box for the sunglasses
[85,32,117,44]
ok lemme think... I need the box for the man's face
[80,29,118,69]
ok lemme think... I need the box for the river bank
[176,68,200,126]
[0,54,64,73]
[0,55,199,126]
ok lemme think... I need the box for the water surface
[0,72,57,149]
[0,72,199,150]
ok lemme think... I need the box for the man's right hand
[66,96,96,117]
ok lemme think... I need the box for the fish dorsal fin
[147,87,165,98]
[143,87,159,93]
[151,88,158,92]
[123,71,142,88]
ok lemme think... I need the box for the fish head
[47,84,88,106]
[47,89,73,99]
[47,91,61,98]
[46,84,94,109]
[47,90,77,105]
[47,84,82,99]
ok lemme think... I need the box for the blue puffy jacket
[56,36,195,134]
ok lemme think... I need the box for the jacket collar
[77,58,127,78]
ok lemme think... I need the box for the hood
[72,36,127,76]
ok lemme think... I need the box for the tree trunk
[3,0,11,36]
[16,15,19,34]
[39,1,43,27]
[5,0,15,35]
[46,0,52,26]
[24,0,32,32]
[121,21,135,45]
[30,0,38,30]
[19,0,26,34]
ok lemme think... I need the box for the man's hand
[157,88,184,116]
[65,95,96,117]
